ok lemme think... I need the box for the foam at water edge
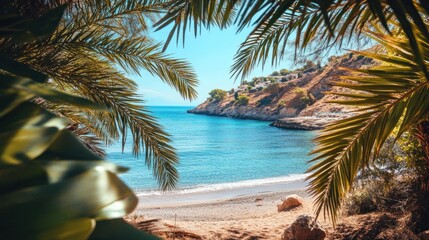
[136,174,309,196]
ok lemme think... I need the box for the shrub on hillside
[293,87,312,105]
[235,95,249,105]
[265,83,281,94]
[267,77,275,83]
[209,89,227,101]
[303,60,316,70]
[234,91,239,100]
[277,100,286,108]
[280,69,290,75]
[257,96,273,106]
[271,71,279,76]
[344,135,424,216]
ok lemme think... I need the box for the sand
[127,188,333,239]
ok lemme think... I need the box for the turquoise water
[107,106,316,194]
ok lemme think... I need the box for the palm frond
[0,0,201,189]
[230,14,293,80]
[20,50,180,190]
[55,33,198,100]
[64,0,166,35]
[157,0,428,79]
[307,22,429,223]
[154,0,238,50]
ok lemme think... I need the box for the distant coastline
[187,53,374,130]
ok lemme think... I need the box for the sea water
[107,106,316,197]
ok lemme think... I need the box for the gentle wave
[136,174,309,196]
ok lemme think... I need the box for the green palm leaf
[0,4,161,238]
[0,0,201,189]
[157,0,428,80]
[307,22,429,223]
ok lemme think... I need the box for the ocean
[107,106,316,198]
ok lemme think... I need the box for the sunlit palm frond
[55,32,198,100]
[24,51,179,190]
[0,0,200,189]
[55,0,198,100]
[307,23,429,223]
[154,0,239,50]
[230,14,294,80]
[63,0,166,35]
[158,0,428,79]
[34,97,110,157]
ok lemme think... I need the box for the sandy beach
[127,180,333,239]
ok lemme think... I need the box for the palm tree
[0,4,161,238]
[2,0,199,190]
[156,0,429,223]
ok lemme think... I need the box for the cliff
[188,53,375,129]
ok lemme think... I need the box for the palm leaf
[307,21,429,223]
[0,0,199,189]
[0,4,160,238]
[157,0,429,80]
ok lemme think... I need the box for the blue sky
[131,26,298,106]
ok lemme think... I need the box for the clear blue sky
[131,26,299,106]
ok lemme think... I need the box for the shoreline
[187,109,341,131]
[129,185,329,239]
[136,178,308,209]
[135,188,311,221]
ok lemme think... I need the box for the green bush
[303,60,316,70]
[344,135,424,216]
[265,83,280,94]
[236,95,249,105]
[293,87,306,96]
[209,89,227,101]
[293,87,311,104]
[257,96,273,106]
[271,71,280,76]
[280,69,290,75]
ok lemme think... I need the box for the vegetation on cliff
[190,53,374,122]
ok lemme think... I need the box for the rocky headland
[188,53,375,130]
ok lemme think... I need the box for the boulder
[282,215,326,240]
[277,194,303,212]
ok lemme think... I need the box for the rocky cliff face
[188,53,375,129]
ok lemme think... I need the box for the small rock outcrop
[277,194,303,212]
[270,117,336,130]
[282,215,326,240]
